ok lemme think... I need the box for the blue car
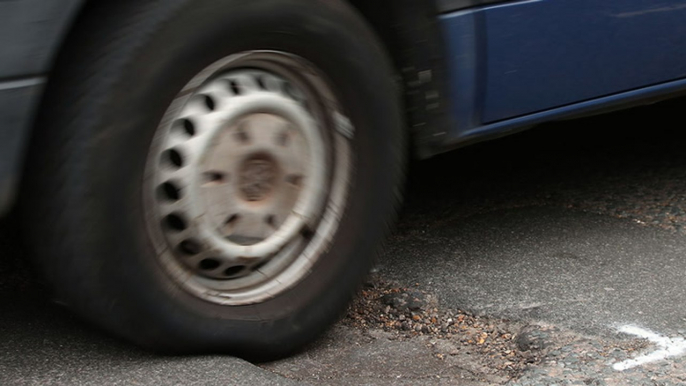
[1,0,684,357]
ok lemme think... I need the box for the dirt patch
[343,276,544,379]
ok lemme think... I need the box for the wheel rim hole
[225,214,240,225]
[286,174,303,187]
[202,94,216,111]
[178,239,202,255]
[301,226,315,240]
[235,122,250,143]
[177,118,195,137]
[224,214,240,233]
[224,265,246,277]
[277,131,290,147]
[255,76,266,90]
[164,213,187,231]
[164,149,184,168]
[235,130,249,143]
[158,181,181,201]
[199,258,221,270]
[203,171,227,184]
[283,82,303,102]
[228,80,242,95]
[253,260,269,271]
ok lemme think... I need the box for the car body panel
[0,0,84,215]
[0,79,44,216]
[3,0,686,214]
[437,0,510,13]
[439,0,686,148]
[0,0,83,79]
[482,0,686,123]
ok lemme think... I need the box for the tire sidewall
[41,0,403,356]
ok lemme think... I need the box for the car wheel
[22,0,404,358]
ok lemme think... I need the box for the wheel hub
[238,154,278,202]
[144,51,352,305]
[200,112,311,249]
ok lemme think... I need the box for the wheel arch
[49,0,453,160]
[12,0,450,220]
[345,0,454,159]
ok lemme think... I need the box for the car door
[440,0,686,143]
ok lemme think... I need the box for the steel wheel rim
[143,51,353,305]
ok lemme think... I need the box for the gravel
[333,276,659,385]
[344,276,535,378]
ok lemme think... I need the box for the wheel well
[56,0,452,158]
[346,0,453,158]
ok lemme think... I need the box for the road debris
[344,276,544,378]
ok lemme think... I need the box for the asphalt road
[0,244,302,385]
[4,98,686,385]
[384,206,686,335]
[381,97,686,337]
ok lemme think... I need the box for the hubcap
[144,51,352,305]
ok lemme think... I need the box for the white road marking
[613,325,686,371]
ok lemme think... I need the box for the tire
[22,0,404,358]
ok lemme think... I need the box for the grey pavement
[265,326,492,386]
[4,98,686,384]
[0,229,303,385]
[376,97,686,339]
[0,293,304,386]
[380,206,686,337]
